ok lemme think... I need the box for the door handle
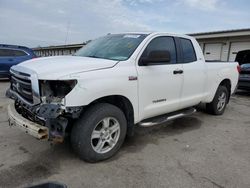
[8,59,13,61]
[173,69,183,74]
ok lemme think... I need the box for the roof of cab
[111,32,194,39]
[148,32,195,39]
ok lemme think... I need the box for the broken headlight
[39,80,77,102]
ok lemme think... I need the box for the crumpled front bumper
[7,103,49,140]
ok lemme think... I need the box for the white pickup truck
[6,32,239,162]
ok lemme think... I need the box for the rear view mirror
[139,50,171,66]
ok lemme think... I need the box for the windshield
[75,34,148,61]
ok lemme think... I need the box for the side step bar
[139,108,196,127]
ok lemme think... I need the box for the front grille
[10,71,33,103]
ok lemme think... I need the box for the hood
[16,56,118,79]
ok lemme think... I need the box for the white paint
[19,56,118,80]
[16,32,239,123]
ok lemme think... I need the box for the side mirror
[139,50,171,66]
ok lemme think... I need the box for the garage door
[204,43,222,61]
[229,42,250,61]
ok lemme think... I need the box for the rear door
[177,38,206,108]
[136,36,184,120]
[11,49,30,64]
[0,48,29,73]
[0,48,15,73]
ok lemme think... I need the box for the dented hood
[16,56,118,79]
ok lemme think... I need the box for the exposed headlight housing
[39,80,77,103]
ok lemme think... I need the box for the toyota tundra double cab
[6,32,239,162]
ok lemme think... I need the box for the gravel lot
[0,80,249,188]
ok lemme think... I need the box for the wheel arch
[219,79,231,103]
[88,95,135,136]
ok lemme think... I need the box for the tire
[71,103,127,162]
[206,85,229,115]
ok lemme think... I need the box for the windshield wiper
[86,55,102,59]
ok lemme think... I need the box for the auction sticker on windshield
[123,34,141,38]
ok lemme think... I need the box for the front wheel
[71,103,127,162]
[206,85,229,115]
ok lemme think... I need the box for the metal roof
[33,43,85,50]
[189,28,250,36]
[32,28,250,50]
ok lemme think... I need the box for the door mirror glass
[140,50,171,65]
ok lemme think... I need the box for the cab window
[180,38,197,63]
[141,36,177,64]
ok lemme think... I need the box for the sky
[0,0,249,48]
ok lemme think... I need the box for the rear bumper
[7,103,49,140]
[238,80,250,90]
[0,71,10,78]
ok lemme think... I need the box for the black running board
[139,108,196,127]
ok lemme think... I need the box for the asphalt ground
[0,80,249,188]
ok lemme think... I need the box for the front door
[136,36,184,120]
[0,48,14,74]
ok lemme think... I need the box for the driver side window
[141,36,177,64]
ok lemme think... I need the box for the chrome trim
[8,89,34,106]
[11,75,31,85]
[21,89,32,95]
[10,65,40,105]
[10,68,30,80]
[139,108,196,127]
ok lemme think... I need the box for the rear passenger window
[0,49,27,57]
[0,49,13,57]
[180,38,197,63]
[141,36,177,64]
[12,50,27,56]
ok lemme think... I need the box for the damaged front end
[6,66,82,143]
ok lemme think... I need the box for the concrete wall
[197,36,250,61]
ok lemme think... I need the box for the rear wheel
[206,85,229,115]
[71,103,127,162]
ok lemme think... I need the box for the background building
[33,29,250,62]
[33,43,85,57]
[190,28,250,61]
